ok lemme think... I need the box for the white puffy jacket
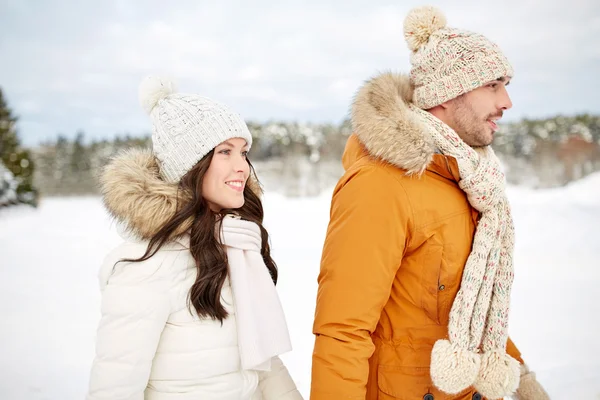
[87,240,301,400]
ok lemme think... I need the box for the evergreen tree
[0,88,38,206]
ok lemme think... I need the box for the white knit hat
[138,76,253,183]
[404,6,514,109]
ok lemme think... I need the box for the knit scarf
[220,216,292,371]
[413,107,521,398]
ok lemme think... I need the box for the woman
[87,76,303,400]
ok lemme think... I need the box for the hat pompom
[404,6,447,52]
[430,339,481,394]
[139,75,177,115]
[474,350,521,398]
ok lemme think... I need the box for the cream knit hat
[138,76,253,183]
[404,6,514,109]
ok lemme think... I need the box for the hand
[513,364,550,400]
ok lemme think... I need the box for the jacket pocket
[377,365,432,400]
[377,365,473,400]
[420,240,444,324]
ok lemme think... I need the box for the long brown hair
[122,150,277,323]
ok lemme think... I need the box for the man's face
[445,77,513,147]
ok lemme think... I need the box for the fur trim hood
[351,72,436,174]
[99,148,261,240]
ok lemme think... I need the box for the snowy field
[1,173,599,399]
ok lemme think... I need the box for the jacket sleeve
[257,356,304,400]
[87,249,175,400]
[310,167,411,399]
[507,336,524,364]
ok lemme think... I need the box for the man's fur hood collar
[351,72,436,174]
[99,148,261,240]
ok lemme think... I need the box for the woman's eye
[219,149,230,155]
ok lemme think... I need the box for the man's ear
[427,103,449,117]
[438,99,452,110]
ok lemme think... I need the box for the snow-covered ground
[1,173,599,399]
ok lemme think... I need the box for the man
[310,6,549,400]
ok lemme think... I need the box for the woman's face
[202,137,250,212]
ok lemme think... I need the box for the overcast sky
[1,0,599,146]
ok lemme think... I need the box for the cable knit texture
[403,6,513,109]
[414,107,520,398]
[138,76,253,183]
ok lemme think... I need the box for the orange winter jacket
[310,73,523,400]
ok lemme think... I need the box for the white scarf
[413,107,521,399]
[220,216,292,371]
